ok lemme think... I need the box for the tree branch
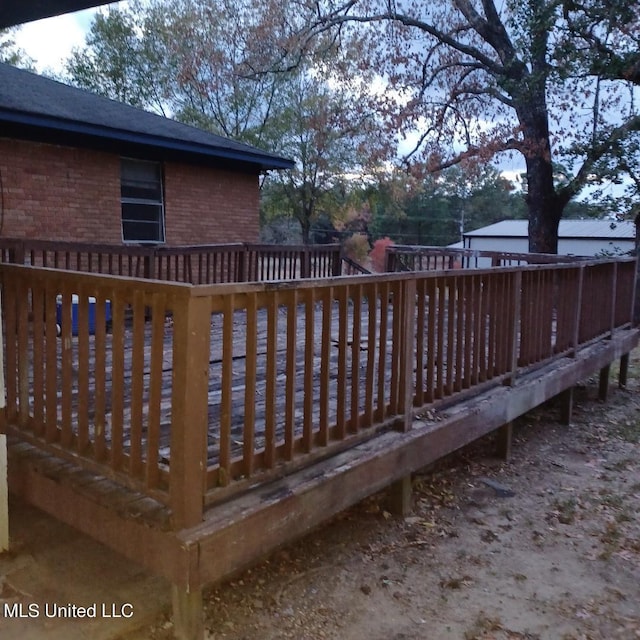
[306,6,511,79]
[558,114,640,204]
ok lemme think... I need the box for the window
[121,158,165,243]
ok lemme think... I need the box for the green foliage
[65,9,160,109]
[261,59,381,242]
[0,28,34,69]
[367,166,527,246]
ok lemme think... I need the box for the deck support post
[598,364,610,402]
[0,434,8,552]
[388,476,412,517]
[387,277,416,518]
[495,422,513,461]
[172,585,204,640]
[619,353,630,389]
[169,293,211,530]
[169,293,211,639]
[560,387,574,425]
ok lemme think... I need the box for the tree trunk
[299,214,311,245]
[517,96,563,254]
[525,155,563,254]
[297,201,315,245]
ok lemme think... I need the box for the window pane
[121,158,164,243]
[122,202,162,223]
[121,158,161,183]
[122,220,163,243]
[122,181,162,201]
[121,160,162,199]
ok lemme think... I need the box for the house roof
[464,219,636,240]
[0,0,108,29]
[0,63,294,172]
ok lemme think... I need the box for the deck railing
[0,238,343,284]
[0,253,636,525]
[386,244,590,271]
[0,267,198,514]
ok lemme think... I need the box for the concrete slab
[0,496,169,640]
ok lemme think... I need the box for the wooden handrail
[342,256,371,275]
[0,239,343,284]
[386,244,592,272]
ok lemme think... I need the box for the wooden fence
[0,254,635,524]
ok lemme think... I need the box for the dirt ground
[129,350,640,640]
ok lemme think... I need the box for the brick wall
[164,162,260,245]
[0,138,261,246]
[0,139,121,243]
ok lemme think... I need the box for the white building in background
[463,219,636,256]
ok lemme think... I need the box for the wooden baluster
[244,293,258,475]
[145,293,166,490]
[264,291,278,466]
[284,289,297,459]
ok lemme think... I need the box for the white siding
[464,220,636,256]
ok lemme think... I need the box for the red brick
[0,138,261,246]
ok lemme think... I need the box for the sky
[12,4,125,74]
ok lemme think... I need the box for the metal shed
[463,219,636,256]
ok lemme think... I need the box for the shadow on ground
[0,496,169,640]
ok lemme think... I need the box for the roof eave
[0,108,295,172]
[0,1,109,29]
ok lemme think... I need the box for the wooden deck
[28,302,394,469]
[1,245,638,640]
[12,296,595,475]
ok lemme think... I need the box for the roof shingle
[0,63,293,171]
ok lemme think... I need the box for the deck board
[31,303,395,475]
[22,301,558,476]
